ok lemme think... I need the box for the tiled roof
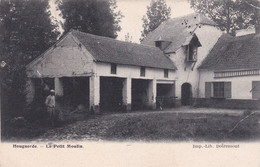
[141,13,217,53]
[199,33,260,70]
[71,30,176,70]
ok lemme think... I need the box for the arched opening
[181,83,192,106]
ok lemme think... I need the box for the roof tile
[141,13,217,53]
[199,33,260,70]
[71,30,176,70]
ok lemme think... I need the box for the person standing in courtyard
[45,89,56,126]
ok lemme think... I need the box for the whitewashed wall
[199,70,260,99]
[26,33,94,78]
[169,25,223,99]
[95,62,175,81]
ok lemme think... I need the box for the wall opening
[181,83,192,105]
[33,78,54,105]
[131,79,149,110]
[156,83,175,108]
[61,77,89,109]
[100,77,124,112]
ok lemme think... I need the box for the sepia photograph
[0,0,260,166]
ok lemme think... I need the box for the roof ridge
[234,33,255,39]
[72,29,161,50]
[168,13,198,21]
[167,13,216,26]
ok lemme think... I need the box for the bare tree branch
[245,1,260,10]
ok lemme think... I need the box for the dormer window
[186,44,198,62]
[183,34,201,62]
[155,41,162,48]
[154,37,171,51]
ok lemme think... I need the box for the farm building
[142,13,260,109]
[142,13,223,106]
[26,13,260,112]
[197,32,260,109]
[26,30,176,113]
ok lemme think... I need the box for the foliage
[188,0,260,35]
[57,0,123,38]
[124,32,132,43]
[0,0,60,118]
[140,0,171,41]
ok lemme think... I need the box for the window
[186,44,197,62]
[140,66,145,77]
[155,41,161,48]
[111,63,117,74]
[164,69,168,78]
[252,81,260,99]
[205,82,231,98]
[213,82,224,98]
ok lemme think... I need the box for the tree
[124,32,132,43]
[57,0,123,38]
[140,0,171,41]
[0,0,60,117]
[188,0,260,35]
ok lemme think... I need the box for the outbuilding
[197,32,260,109]
[26,30,177,113]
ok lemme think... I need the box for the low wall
[193,98,260,110]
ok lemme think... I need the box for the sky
[50,0,194,43]
[116,0,194,43]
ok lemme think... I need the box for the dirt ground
[29,107,260,142]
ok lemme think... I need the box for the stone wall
[194,98,260,110]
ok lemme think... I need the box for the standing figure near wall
[45,89,56,126]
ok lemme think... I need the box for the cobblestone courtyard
[33,107,260,142]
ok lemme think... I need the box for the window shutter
[193,47,197,61]
[186,45,189,61]
[224,82,231,98]
[205,82,211,98]
[252,81,260,99]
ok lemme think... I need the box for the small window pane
[164,69,168,78]
[187,44,197,61]
[155,41,161,48]
[140,66,145,76]
[111,63,117,74]
[213,82,224,98]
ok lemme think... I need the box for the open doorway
[157,83,175,108]
[181,83,192,105]
[100,77,124,112]
[33,78,54,105]
[61,77,89,109]
[131,79,149,110]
